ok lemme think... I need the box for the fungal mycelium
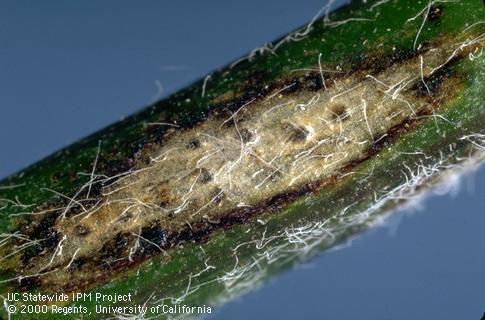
[0,1,484,319]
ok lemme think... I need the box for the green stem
[1,1,484,319]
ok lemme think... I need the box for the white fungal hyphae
[0,11,484,297]
[13,34,477,281]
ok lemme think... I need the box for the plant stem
[1,1,484,319]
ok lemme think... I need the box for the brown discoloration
[2,35,474,293]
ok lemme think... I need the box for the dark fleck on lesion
[284,122,309,142]
[139,223,168,254]
[186,138,201,149]
[68,257,86,271]
[303,73,325,91]
[97,233,131,269]
[328,104,349,121]
[281,81,301,94]
[209,187,224,204]
[197,168,212,184]
[74,224,91,237]
[238,128,253,143]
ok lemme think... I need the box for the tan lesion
[1,35,477,291]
